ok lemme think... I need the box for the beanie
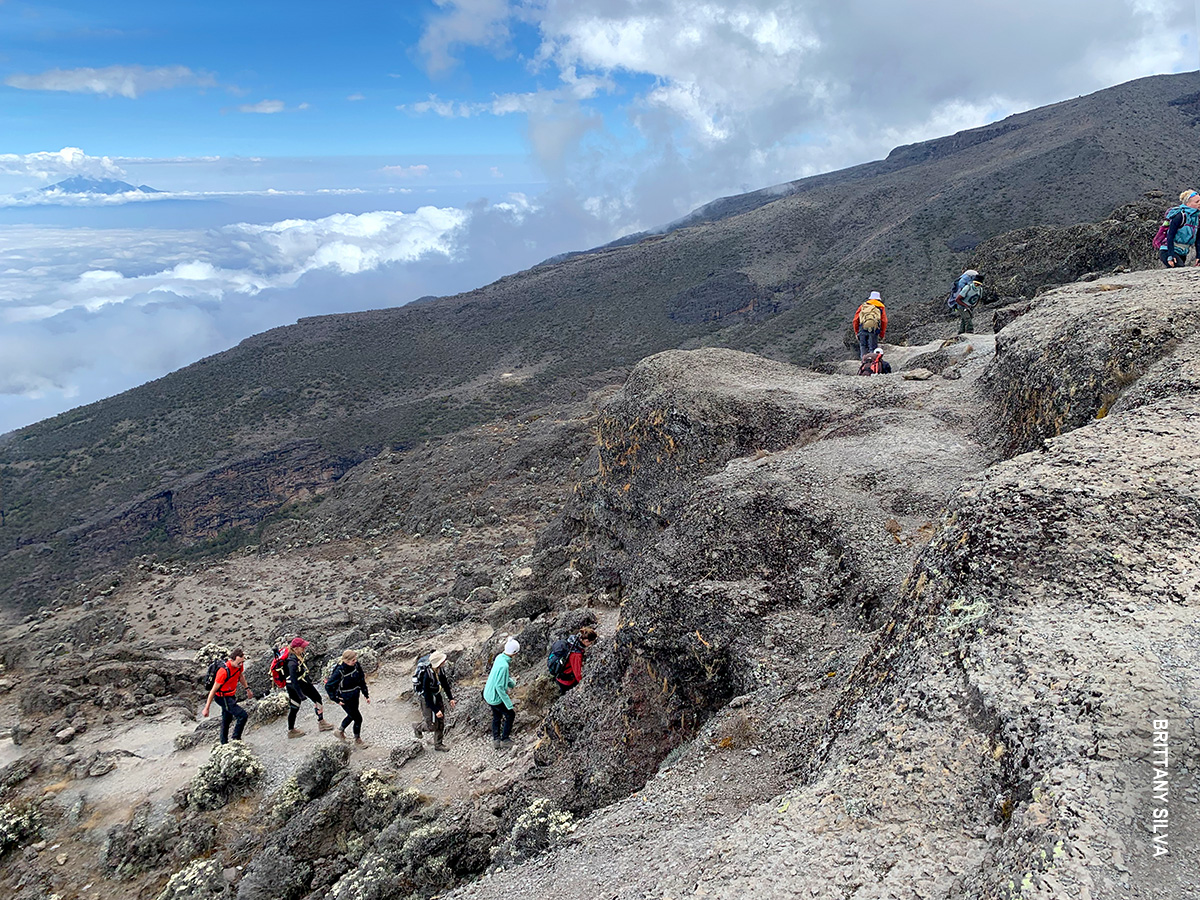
[504,637,520,655]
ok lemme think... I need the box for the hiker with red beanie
[285,637,333,738]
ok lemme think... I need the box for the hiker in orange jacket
[853,291,887,359]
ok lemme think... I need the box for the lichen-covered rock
[189,742,265,811]
[156,858,231,900]
[0,799,41,857]
[236,845,311,900]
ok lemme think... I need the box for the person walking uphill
[552,626,597,693]
[853,291,887,359]
[285,638,333,738]
[412,651,456,751]
[484,638,519,750]
[326,649,370,747]
[1157,190,1200,267]
[202,648,254,744]
[951,271,984,334]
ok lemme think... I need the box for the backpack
[547,635,580,679]
[412,654,432,703]
[324,664,345,702]
[1153,218,1170,250]
[858,353,886,376]
[858,302,883,332]
[268,646,290,689]
[955,281,983,308]
[206,658,230,689]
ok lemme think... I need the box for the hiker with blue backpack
[202,647,254,744]
[483,637,520,750]
[411,650,455,752]
[950,271,984,334]
[1155,190,1200,267]
[549,626,597,693]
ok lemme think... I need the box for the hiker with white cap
[853,291,887,360]
[483,637,520,750]
[411,650,455,752]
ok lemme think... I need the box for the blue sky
[0,0,1197,433]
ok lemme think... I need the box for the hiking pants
[339,691,363,738]
[1160,248,1189,267]
[958,306,974,334]
[419,700,446,745]
[490,703,515,741]
[287,681,325,729]
[857,328,879,358]
[215,695,247,744]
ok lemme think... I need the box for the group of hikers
[850,269,983,375]
[201,625,599,754]
[851,187,1200,372]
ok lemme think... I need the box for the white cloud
[238,99,286,114]
[380,164,431,178]
[347,93,365,101]
[4,65,215,98]
[0,147,126,181]
[417,0,514,75]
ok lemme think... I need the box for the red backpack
[268,646,290,688]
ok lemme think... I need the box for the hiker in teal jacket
[484,637,519,750]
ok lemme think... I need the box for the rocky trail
[2,269,1197,900]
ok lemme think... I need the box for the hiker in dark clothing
[555,627,598,693]
[1160,190,1200,267]
[412,650,456,751]
[285,637,333,738]
[326,649,370,746]
[202,648,254,744]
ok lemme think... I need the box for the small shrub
[156,858,230,900]
[500,798,575,864]
[0,800,41,856]
[189,742,264,811]
[250,690,291,724]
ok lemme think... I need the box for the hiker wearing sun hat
[483,637,520,750]
[411,649,456,751]
[284,637,334,738]
[1157,190,1200,268]
[853,291,888,359]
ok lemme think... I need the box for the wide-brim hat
[429,651,447,668]
[868,291,882,301]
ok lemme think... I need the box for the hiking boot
[499,739,513,750]
[334,729,346,741]
[355,738,368,748]
[492,739,502,750]
[318,721,335,732]
[411,722,423,739]
[288,728,306,739]
[434,742,449,752]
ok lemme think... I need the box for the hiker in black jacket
[285,638,333,738]
[412,650,455,751]
[326,649,370,747]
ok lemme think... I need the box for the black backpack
[547,635,580,678]
[206,658,230,689]
[325,663,345,702]
[412,654,433,702]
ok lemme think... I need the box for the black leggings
[287,681,324,729]
[215,695,247,743]
[339,691,363,737]
[490,703,514,741]
[1161,248,1189,267]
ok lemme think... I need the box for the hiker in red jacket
[202,648,254,744]
[853,291,887,359]
[555,627,598,693]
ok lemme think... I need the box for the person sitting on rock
[853,291,887,359]
[285,637,333,738]
[412,650,455,752]
[951,271,984,334]
[484,637,520,750]
[1159,190,1200,268]
[554,626,598,693]
[326,649,370,748]
[202,647,254,744]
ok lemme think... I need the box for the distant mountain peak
[41,176,162,195]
